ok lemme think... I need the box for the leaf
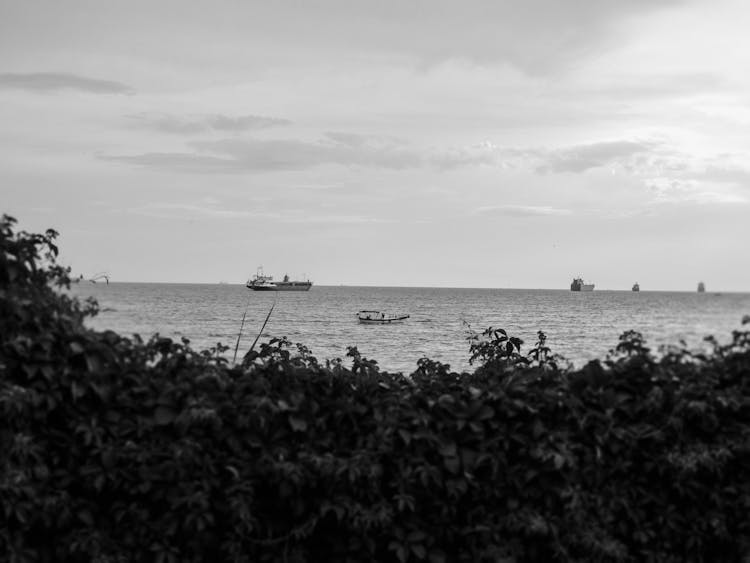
[477,405,495,420]
[398,429,412,445]
[71,381,85,400]
[85,353,103,373]
[443,456,460,474]
[553,453,565,469]
[40,364,54,381]
[78,509,95,526]
[288,415,308,432]
[407,531,427,542]
[154,406,176,425]
[439,442,457,457]
[101,449,116,469]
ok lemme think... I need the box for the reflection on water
[72,284,750,374]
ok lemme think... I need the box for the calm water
[72,284,750,374]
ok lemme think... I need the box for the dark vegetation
[2,214,750,562]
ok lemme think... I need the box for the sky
[1,0,749,290]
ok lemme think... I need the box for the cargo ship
[570,277,594,291]
[246,268,312,291]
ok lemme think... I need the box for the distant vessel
[72,272,110,285]
[357,310,410,324]
[570,277,594,291]
[246,267,312,291]
[697,281,705,293]
[632,282,640,292]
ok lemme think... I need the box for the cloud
[103,133,521,174]
[533,140,656,174]
[0,0,689,83]
[128,113,291,134]
[197,137,425,170]
[284,214,395,224]
[126,201,283,219]
[103,135,426,173]
[591,72,725,101]
[699,165,750,185]
[100,135,672,178]
[473,205,573,217]
[125,200,391,224]
[430,141,501,169]
[645,177,747,204]
[0,72,134,94]
[235,0,686,75]
[101,152,244,174]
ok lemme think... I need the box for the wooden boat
[357,310,410,324]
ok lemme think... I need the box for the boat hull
[358,317,409,324]
[571,285,595,292]
[247,283,312,291]
[357,310,409,323]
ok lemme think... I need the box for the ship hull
[571,285,595,292]
[247,283,312,291]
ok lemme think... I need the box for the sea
[71,284,750,374]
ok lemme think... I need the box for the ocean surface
[71,284,750,374]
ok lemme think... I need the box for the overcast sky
[2,0,749,290]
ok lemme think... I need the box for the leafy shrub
[2,214,750,562]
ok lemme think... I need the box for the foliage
[2,213,750,562]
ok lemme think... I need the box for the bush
[2,214,750,562]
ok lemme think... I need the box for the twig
[232,293,252,364]
[247,293,278,358]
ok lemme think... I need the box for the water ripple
[73,284,750,373]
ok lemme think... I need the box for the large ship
[697,281,705,293]
[570,277,594,291]
[246,268,312,291]
[632,282,640,292]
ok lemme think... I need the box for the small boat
[246,267,312,291]
[697,281,705,293]
[632,282,640,292]
[570,277,594,291]
[357,310,410,324]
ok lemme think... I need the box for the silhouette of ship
[246,267,312,291]
[570,277,594,291]
[697,281,705,293]
[632,282,640,292]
